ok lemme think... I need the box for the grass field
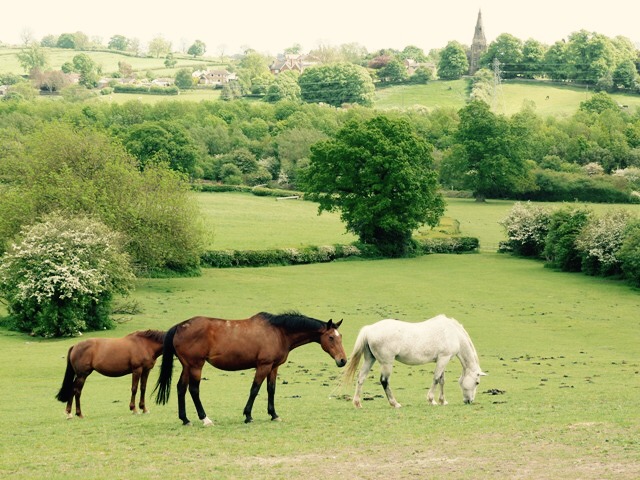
[1,194,639,479]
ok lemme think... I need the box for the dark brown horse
[154,311,347,426]
[56,330,166,419]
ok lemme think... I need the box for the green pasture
[98,88,222,105]
[1,195,640,479]
[0,47,220,75]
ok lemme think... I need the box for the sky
[3,0,640,56]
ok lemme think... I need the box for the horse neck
[284,330,321,350]
[456,330,480,372]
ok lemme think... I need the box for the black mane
[260,311,326,332]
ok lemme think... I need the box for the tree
[377,59,408,83]
[187,40,206,57]
[613,59,638,89]
[72,53,99,88]
[148,36,171,58]
[174,68,193,89]
[521,39,547,79]
[437,41,469,80]
[108,34,129,51]
[302,115,445,256]
[0,123,205,274]
[121,120,198,174]
[56,33,76,49]
[482,33,524,79]
[164,52,177,68]
[264,70,301,102]
[299,63,375,107]
[16,43,48,74]
[450,100,532,202]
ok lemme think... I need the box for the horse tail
[341,326,369,386]
[154,324,178,405]
[55,346,75,403]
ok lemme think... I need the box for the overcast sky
[3,0,640,56]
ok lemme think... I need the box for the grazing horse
[154,311,347,426]
[55,330,166,419]
[343,314,486,408]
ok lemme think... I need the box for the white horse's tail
[341,327,369,387]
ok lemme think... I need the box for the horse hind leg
[353,351,376,408]
[380,363,401,409]
[187,367,213,427]
[73,376,88,418]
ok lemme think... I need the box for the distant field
[99,88,222,104]
[0,47,224,76]
[375,79,640,116]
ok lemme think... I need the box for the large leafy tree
[437,41,469,80]
[482,33,524,79]
[298,63,375,107]
[108,34,130,51]
[302,115,444,256]
[121,120,198,175]
[16,43,48,74]
[187,40,206,57]
[449,100,532,202]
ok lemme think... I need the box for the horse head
[321,319,347,367]
[459,370,487,404]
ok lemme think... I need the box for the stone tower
[469,9,487,75]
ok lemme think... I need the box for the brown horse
[154,311,347,426]
[56,330,166,419]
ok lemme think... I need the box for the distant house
[152,77,174,87]
[269,54,317,75]
[404,59,436,77]
[192,69,237,86]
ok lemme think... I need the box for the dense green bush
[543,207,593,271]
[0,214,134,337]
[516,170,637,203]
[617,220,640,287]
[113,84,179,95]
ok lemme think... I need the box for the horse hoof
[244,418,253,424]
[202,417,213,427]
[392,403,402,409]
[66,413,73,420]
[271,417,282,422]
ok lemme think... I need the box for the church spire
[469,9,487,75]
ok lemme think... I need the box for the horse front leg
[266,368,281,421]
[380,363,401,408]
[243,365,269,423]
[427,357,451,405]
[130,369,141,414]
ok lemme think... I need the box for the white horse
[343,314,486,408]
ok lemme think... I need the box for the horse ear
[327,319,334,329]
[335,319,343,329]
[479,371,488,376]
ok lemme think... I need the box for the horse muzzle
[335,358,347,368]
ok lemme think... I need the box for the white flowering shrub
[575,209,634,276]
[0,214,134,337]
[499,202,551,257]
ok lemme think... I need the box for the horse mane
[132,329,166,344]
[259,311,326,332]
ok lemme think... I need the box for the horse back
[173,315,287,371]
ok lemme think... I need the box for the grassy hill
[375,78,640,116]
[4,46,640,114]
